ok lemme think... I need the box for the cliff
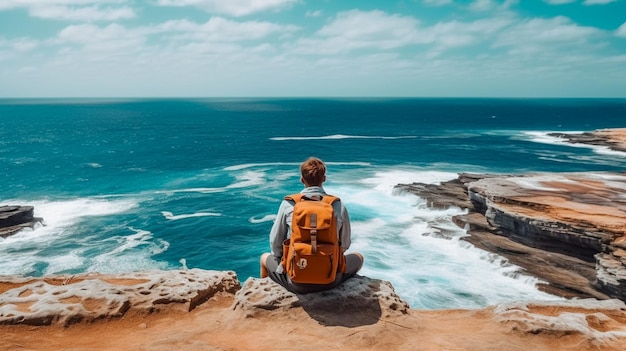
[396,172,626,302]
[1,270,625,351]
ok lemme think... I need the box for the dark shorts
[264,253,363,294]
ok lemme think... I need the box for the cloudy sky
[1,0,625,98]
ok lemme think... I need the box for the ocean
[1,98,625,309]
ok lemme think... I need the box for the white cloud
[1,1,624,98]
[616,22,626,37]
[494,16,602,58]
[311,10,420,52]
[583,0,619,4]
[47,16,298,65]
[0,37,39,52]
[156,0,298,17]
[56,23,144,53]
[428,17,513,48]
[29,5,135,21]
[155,17,299,42]
[0,1,135,21]
[292,10,513,55]
[497,16,600,45]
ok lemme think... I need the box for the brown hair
[300,157,326,186]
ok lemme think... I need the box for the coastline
[1,270,625,351]
[549,128,626,153]
[2,127,626,350]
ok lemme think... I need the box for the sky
[0,0,625,98]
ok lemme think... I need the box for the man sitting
[260,157,364,294]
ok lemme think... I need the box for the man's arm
[339,202,351,251]
[269,200,290,257]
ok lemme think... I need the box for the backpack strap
[284,193,339,203]
[321,195,339,204]
[284,194,302,202]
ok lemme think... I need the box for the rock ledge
[396,172,626,301]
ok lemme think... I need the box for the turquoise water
[1,98,625,309]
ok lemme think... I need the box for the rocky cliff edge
[1,269,625,350]
[396,171,626,302]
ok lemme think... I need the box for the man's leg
[260,253,270,278]
[345,252,364,276]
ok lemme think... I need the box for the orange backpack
[281,194,346,284]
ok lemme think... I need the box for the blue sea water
[1,98,625,309]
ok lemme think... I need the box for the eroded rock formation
[233,275,409,326]
[0,269,240,326]
[396,172,626,301]
[2,268,625,351]
[0,205,43,238]
[550,128,626,153]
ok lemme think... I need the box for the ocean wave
[520,131,584,146]
[521,131,626,158]
[223,162,299,171]
[85,227,171,274]
[224,161,371,171]
[157,187,227,194]
[161,211,222,220]
[249,214,276,224]
[4,197,139,231]
[270,134,417,141]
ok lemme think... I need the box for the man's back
[260,157,363,294]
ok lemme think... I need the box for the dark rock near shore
[396,172,626,302]
[0,206,44,238]
[549,128,626,153]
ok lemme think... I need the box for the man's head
[300,157,326,187]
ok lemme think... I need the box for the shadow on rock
[233,275,409,328]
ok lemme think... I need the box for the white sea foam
[0,164,564,308]
[249,214,276,224]
[107,228,160,255]
[162,211,222,220]
[270,134,417,141]
[224,161,371,171]
[88,228,170,273]
[0,197,138,243]
[0,197,141,275]
[224,162,299,171]
[334,168,560,309]
[522,131,584,146]
[43,252,84,275]
[159,170,272,195]
[359,169,458,192]
[157,187,227,194]
[522,131,626,157]
[226,170,267,189]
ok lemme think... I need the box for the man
[260,157,364,294]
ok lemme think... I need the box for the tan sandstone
[1,270,625,351]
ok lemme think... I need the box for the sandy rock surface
[1,270,625,351]
[0,269,240,326]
